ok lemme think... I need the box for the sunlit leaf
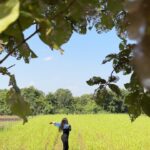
[0,0,20,33]
[6,88,30,124]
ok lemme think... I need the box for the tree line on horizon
[0,86,128,115]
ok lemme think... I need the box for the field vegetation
[0,114,150,150]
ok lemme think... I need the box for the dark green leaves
[102,41,133,75]
[87,76,106,86]
[94,88,108,105]
[108,84,121,96]
[0,67,7,75]
[100,14,114,30]
[18,43,37,63]
[6,88,30,124]
[124,72,143,92]
[39,19,72,53]
[87,74,122,112]
[102,54,117,64]
[108,75,119,83]
[125,92,141,121]
[125,92,139,106]
[0,0,102,121]
[6,75,30,124]
[124,91,150,121]
[0,0,150,121]
[141,94,150,117]
[107,0,123,14]
[0,67,30,124]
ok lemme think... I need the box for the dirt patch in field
[0,116,20,122]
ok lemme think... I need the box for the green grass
[0,114,150,150]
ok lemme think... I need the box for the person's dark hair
[59,118,68,132]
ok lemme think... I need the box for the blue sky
[0,26,130,96]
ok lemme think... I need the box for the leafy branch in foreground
[0,66,30,124]
[87,0,150,121]
[87,37,150,121]
[1,0,150,122]
[0,0,100,122]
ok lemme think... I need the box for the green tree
[0,89,11,115]
[54,88,74,113]
[45,92,57,114]
[73,94,103,114]
[0,0,100,122]
[79,94,103,114]
[21,86,48,115]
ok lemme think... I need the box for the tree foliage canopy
[0,87,127,115]
[0,0,150,122]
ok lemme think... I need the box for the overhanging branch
[0,29,39,64]
[0,0,76,64]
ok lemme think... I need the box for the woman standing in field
[50,118,71,150]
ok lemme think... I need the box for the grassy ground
[0,114,150,150]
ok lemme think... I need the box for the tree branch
[7,64,15,69]
[0,29,39,64]
[110,69,115,79]
[0,0,76,65]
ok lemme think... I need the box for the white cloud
[44,56,53,61]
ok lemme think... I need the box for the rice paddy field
[0,114,150,150]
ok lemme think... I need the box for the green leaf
[101,14,114,30]
[42,0,59,5]
[141,95,150,117]
[0,67,7,75]
[0,0,20,33]
[39,19,72,52]
[87,76,106,86]
[102,53,117,64]
[107,0,123,14]
[125,92,138,105]
[119,42,124,50]
[125,92,141,121]
[52,43,64,55]
[108,84,121,96]
[18,43,37,63]
[108,75,119,83]
[19,11,34,30]
[4,11,33,38]
[6,88,30,124]
[124,83,131,90]
[125,72,143,92]
[94,88,108,105]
